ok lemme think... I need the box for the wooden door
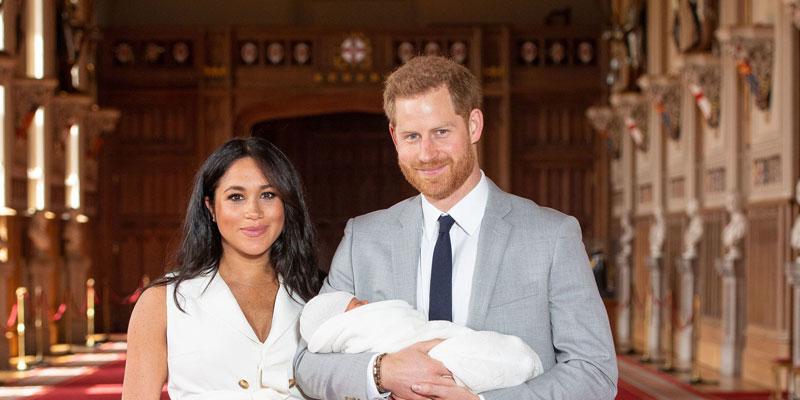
[252,112,416,271]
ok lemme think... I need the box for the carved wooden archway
[234,91,385,137]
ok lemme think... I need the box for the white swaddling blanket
[303,299,543,393]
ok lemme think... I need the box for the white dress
[166,272,304,400]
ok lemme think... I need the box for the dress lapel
[264,281,303,348]
[391,197,422,307]
[194,272,262,344]
[467,181,512,329]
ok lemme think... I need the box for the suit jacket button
[238,379,249,389]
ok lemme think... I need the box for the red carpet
[617,378,658,400]
[616,355,773,400]
[10,350,774,400]
[27,360,168,400]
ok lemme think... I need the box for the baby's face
[345,297,369,312]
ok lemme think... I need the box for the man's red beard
[398,146,476,200]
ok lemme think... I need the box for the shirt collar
[420,171,489,240]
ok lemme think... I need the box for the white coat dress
[166,272,304,400]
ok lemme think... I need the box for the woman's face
[205,157,285,262]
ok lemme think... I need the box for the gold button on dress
[238,379,249,389]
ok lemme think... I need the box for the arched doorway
[252,112,416,270]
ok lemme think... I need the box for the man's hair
[383,56,482,126]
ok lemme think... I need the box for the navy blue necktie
[429,214,456,321]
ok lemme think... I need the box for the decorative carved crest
[51,94,93,133]
[334,32,372,70]
[586,105,623,158]
[638,74,682,140]
[682,55,721,128]
[717,25,774,111]
[610,92,648,151]
[12,78,58,121]
[784,0,800,30]
[83,107,121,138]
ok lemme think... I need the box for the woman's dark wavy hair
[152,137,322,307]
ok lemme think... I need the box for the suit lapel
[467,182,512,329]
[391,197,422,307]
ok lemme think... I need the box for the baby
[300,291,543,394]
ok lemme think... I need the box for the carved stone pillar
[63,215,89,344]
[645,208,666,361]
[717,25,775,111]
[784,0,800,30]
[615,212,634,353]
[611,93,649,151]
[717,192,747,377]
[25,211,56,358]
[638,75,682,140]
[676,199,703,371]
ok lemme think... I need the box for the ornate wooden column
[12,77,56,361]
[587,105,634,353]
[25,210,54,361]
[0,46,17,370]
[639,75,681,369]
[62,213,89,344]
[612,92,654,358]
[716,24,772,378]
[50,93,91,345]
[0,218,12,369]
[64,107,118,344]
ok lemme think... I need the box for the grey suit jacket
[294,180,618,400]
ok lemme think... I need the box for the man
[294,56,617,400]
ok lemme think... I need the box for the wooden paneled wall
[662,214,685,353]
[744,202,790,332]
[511,95,598,239]
[97,26,605,331]
[741,201,792,384]
[98,90,200,329]
[699,209,725,321]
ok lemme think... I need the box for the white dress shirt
[367,172,489,399]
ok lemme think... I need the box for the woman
[123,137,322,399]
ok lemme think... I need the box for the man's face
[390,85,481,201]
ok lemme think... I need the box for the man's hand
[411,382,479,400]
[382,339,449,400]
